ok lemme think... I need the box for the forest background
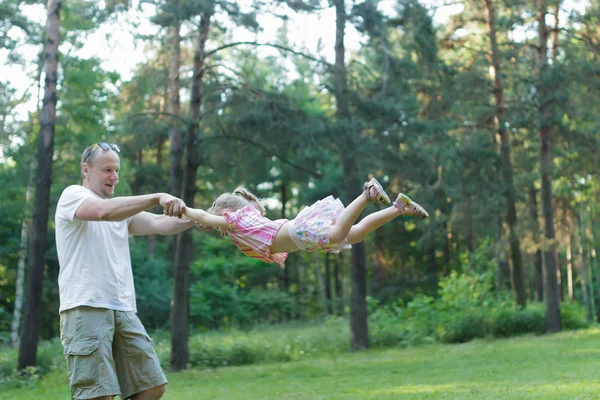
[0,0,599,379]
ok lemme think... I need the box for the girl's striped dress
[222,206,288,266]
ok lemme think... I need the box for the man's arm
[75,193,185,222]
[128,212,195,236]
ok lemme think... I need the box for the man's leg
[60,307,121,400]
[113,311,168,400]
[131,384,167,400]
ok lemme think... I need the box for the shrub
[560,302,590,330]
[0,338,64,388]
[488,305,545,337]
[436,309,488,343]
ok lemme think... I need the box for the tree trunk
[567,229,574,301]
[579,203,594,320]
[315,253,327,315]
[168,21,183,198]
[334,254,343,315]
[428,242,437,278]
[551,5,560,62]
[18,0,61,369]
[156,134,164,166]
[170,13,211,371]
[467,196,474,254]
[537,0,561,332]
[296,258,304,319]
[484,0,526,306]
[372,228,387,289]
[443,221,451,271]
[11,160,35,347]
[495,218,510,291]
[281,183,290,291]
[556,251,564,301]
[334,0,368,350]
[528,185,544,301]
[349,230,369,350]
[590,207,600,322]
[324,253,332,315]
[12,55,45,348]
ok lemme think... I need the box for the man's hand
[160,194,186,218]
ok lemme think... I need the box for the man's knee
[154,384,167,398]
[131,384,166,400]
[151,384,167,399]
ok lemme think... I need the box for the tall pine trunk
[529,185,544,301]
[334,0,368,350]
[537,0,561,331]
[281,183,290,291]
[372,228,387,289]
[11,158,35,347]
[18,0,61,369]
[168,20,183,198]
[579,203,594,320]
[324,253,333,315]
[566,223,575,301]
[171,13,211,371]
[590,207,600,322]
[483,0,526,306]
[334,255,343,315]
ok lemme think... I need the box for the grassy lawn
[2,328,600,400]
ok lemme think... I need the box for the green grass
[3,328,600,399]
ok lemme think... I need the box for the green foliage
[0,338,63,388]
[189,235,293,329]
[436,308,488,343]
[559,301,590,330]
[488,305,545,337]
[151,319,351,369]
[369,248,590,345]
[130,239,172,330]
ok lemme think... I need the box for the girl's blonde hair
[208,187,266,216]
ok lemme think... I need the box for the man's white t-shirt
[55,185,136,312]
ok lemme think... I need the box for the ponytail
[232,187,265,215]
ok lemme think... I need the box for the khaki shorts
[60,306,167,400]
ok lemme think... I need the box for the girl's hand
[195,223,213,231]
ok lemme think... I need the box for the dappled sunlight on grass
[364,383,465,395]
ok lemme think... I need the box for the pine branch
[199,131,322,178]
[129,111,193,126]
[205,41,332,68]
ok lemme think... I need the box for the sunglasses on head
[84,142,120,162]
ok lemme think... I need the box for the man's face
[82,150,120,198]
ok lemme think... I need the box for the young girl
[185,178,428,266]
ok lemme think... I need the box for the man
[55,142,194,400]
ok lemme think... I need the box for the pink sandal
[363,178,391,205]
[393,193,429,219]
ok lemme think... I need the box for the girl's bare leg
[329,178,391,244]
[345,206,402,244]
[328,192,370,244]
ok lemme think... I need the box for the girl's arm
[184,207,230,229]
